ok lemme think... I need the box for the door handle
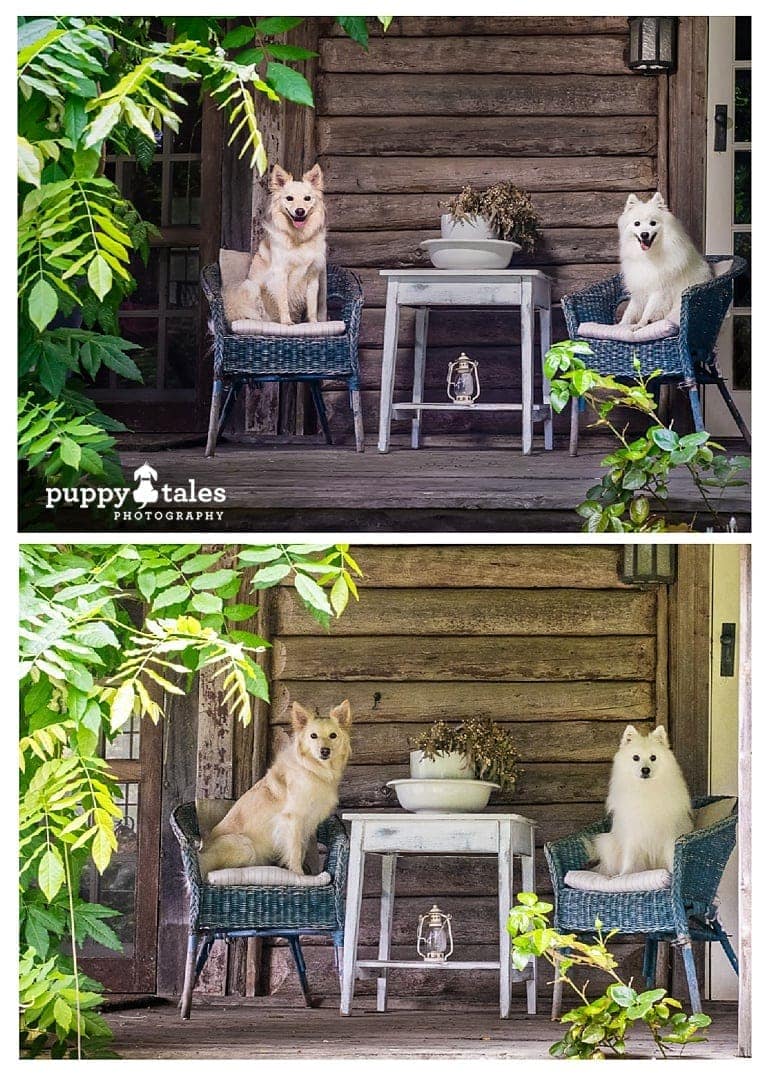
[714,104,728,152]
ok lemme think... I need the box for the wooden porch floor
[106,998,739,1059]
[114,437,750,533]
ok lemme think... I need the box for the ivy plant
[545,341,749,532]
[508,894,712,1059]
[19,542,363,1058]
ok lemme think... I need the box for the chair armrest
[561,274,627,336]
[318,815,349,929]
[545,819,610,885]
[326,265,364,341]
[671,812,737,918]
[170,804,204,888]
[200,264,228,339]
[680,258,745,364]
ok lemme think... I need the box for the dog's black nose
[294,207,306,219]
[320,747,331,759]
[640,231,650,241]
[641,765,651,777]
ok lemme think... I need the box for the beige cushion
[713,260,733,278]
[565,868,671,892]
[578,319,679,342]
[694,798,736,831]
[206,865,331,887]
[230,318,346,337]
[219,248,251,290]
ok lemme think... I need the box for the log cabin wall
[314,15,661,443]
[261,544,673,1002]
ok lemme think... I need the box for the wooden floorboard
[108,441,749,533]
[106,999,739,1059]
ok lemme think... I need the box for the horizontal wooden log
[320,35,631,76]
[275,634,654,681]
[326,17,631,37]
[319,115,657,159]
[328,228,618,268]
[269,720,635,765]
[325,190,642,231]
[320,155,657,194]
[275,586,657,637]
[273,680,655,727]
[317,75,658,118]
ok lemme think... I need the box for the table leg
[411,307,429,449]
[521,849,537,1016]
[539,303,553,451]
[520,282,534,455]
[340,821,365,1015]
[376,854,398,1012]
[377,281,401,453]
[498,819,514,1018]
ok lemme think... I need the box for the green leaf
[608,983,637,1007]
[294,572,332,615]
[337,16,369,48]
[223,604,258,622]
[91,828,113,874]
[58,437,81,469]
[87,253,113,300]
[28,278,59,332]
[110,681,135,732]
[255,16,305,34]
[265,62,314,107]
[650,427,679,452]
[53,996,73,1031]
[250,563,291,589]
[18,136,43,187]
[239,546,284,564]
[190,569,238,592]
[330,573,349,617]
[222,25,255,48]
[265,44,318,60]
[190,592,223,614]
[37,848,66,902]
[153,584,191,608]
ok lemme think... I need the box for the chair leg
[569,397,580,457]
[714,374,752,446]
[713,920,740,975]
[679,937,702,1013]
[551,946,570,1019]
[216,381,239,439]
[684,378,705,433]
[643,937,659,989]
[205,379,223,457]
[350,389,365,452]
[309,381,333,445]
[287,935,317,1008]
[180,932,199,1019]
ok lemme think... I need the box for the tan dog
[198,700,352,878]
[224,163,327,326]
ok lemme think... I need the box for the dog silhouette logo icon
[132,462,159,507]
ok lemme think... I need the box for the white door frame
[704,16,751,435]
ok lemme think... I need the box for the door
[79,715,163,994]
[704,16,751,435]
[707,546,739,1000]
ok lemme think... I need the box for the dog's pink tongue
[293,219,306,229]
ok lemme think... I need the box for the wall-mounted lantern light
[628,16,678,74]
[620,545,678,585]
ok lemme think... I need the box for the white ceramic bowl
[386,778,500,814]
[420,238,521,270]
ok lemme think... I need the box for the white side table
[376,269,553,454]
[340,812,537,1018]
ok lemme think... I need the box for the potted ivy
[441,182,540,253]
[409,717,520,791]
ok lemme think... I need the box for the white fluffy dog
[618,192,711,329]
[593,724,692,876]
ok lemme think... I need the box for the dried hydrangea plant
[443,182,540,252]
[411,716,520,792]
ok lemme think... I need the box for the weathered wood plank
[321,155,657,194]
[275,587,657,637]
[317,75,658,118]
[319,116,657,159]
[272,680,655,727]
[275,635,654,682]
[320,35,631,75]
[327,17,631,37]
[328,228,618,267]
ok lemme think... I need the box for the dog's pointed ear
[624,193,640,211]
[651,192,667,209]
[291,701,313,731]
[621,724,639,745]
[271,164,292,191]
[302,163,324,191]
[273,727,291,753]
[330,699,352,730]
[651,725,670,747]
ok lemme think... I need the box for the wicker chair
[544,795,738,1017]
[171,802,349,1018]
[200,263,365,455]
[561,255,749,454]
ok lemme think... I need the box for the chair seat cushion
[577,319,679,343]
[206,865,332,887]
[565,868,672,892]
[230,319,346,337]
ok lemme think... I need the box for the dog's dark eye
[329,732,337,739]
[286,195,294,201]
[632,754,640,761]
[650,221,657,227]
[304,195,311,201]
[650,755,656,761]
[634,221,640,227]
[310,732,318,739]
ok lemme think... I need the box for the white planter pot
[440,213,498,241]
[409,749,475,780]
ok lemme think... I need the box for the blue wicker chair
[544,795,738,1017]
[171,802,349,1018]
[561,255,749,453]
[201,263,365,455]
